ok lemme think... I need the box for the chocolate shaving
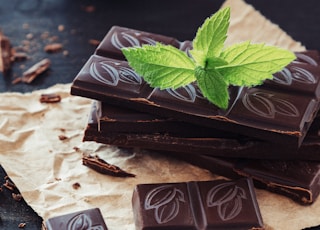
[21,58,51,83]
[40,93,61,103]
[0,31,12,74]
[82,155,135,177]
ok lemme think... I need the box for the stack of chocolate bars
[71,26,320,212]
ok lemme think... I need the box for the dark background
[0,0,320,229]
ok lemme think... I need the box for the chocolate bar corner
[45,208,108,230]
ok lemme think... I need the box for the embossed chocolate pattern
[144,185,186,224]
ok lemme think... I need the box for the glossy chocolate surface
[132,178,264,229]
[45,208,108,230]
[71,26,320,147]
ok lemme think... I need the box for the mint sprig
[122,7,296,109]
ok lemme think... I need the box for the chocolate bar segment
[84,101,320,160]
[167,152,320,205]
[71,53,320,147]
[95,26,181,60]
[132,178,264,229]
[45,208,108,230]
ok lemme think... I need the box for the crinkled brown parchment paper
[1,0,318,229]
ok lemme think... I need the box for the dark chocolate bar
[84,101,320,160]
[166,151,320,205]
[132,177,264,229]
[45,208,108,230]
[71,26,320,147]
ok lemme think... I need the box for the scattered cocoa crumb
[3,179,16,191]
[60,128,66,132]
[26,33,34,40]
[58,24,65,32]
[58,135,68,141]
[73,146,80,152]
[62,50,69,56]
[44,43,63,53]
[18,222,26,228]
[88,39,100,47]
[40,93,61,103]
[12,193,23,201]
[83,5,96,13]
[72,182,81,190]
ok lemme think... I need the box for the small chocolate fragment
[12,193,23,202]
[0,31,12,74]
[40,93,61,103]
[82,154,135,177]
[133,178,264,229]
[45,208,108,230]
[44,43,63,53]
[21,58,51,83]
[18,223,26,228]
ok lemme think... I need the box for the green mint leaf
[121,7,296,110]
[195,66,229,109]
[122,43,195,89]
[190,7,230,67]
[216,41,296,86]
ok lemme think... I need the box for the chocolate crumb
[18,222,26,228]
[58,135,68,141]
[12,193,23,201]
[72,182,81,190]
[89,39,100,47]
[3,179,16,191]
[44,43,63,53]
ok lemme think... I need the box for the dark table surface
[1,0,320,229]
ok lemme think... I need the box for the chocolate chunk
[45,208,108,230]
[82,154,135,177]
[40,93,61,103]
[84,101,320,160]
[70,26,320,147]
[132,178,264,229]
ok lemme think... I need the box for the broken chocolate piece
[82,154,135,177]
[84,101,320,161]
[45,208,108,230]
[132,177,264,229]
[40,93,61,103]
[21,58,51,83]
[0,31,12,74]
